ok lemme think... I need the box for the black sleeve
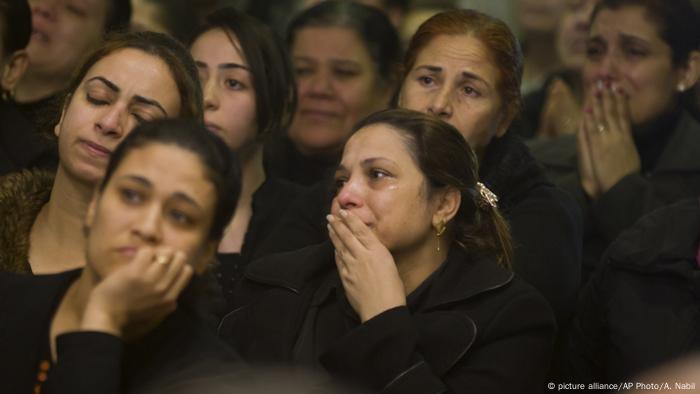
[52,331,123,394]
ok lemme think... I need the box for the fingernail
[339,209,348,217]
[326,214,334,223]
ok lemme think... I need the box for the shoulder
[0,169,54,273]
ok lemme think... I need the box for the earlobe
[678,51,700,92]
[1,50,29,93]
[54,95,72,138]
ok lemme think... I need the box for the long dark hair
[352,109,513,268]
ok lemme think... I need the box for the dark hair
[191,7,297,140]
[352,108,513,268]
[401,9,523,122]
[59,31,203,123]
[132,0,198,42]
[287,1,402,87]
[100,118,241,241]
[591,0,700,67]
[0,0,31,56]
[104,0,132,34]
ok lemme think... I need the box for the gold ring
[154,254,170,265]
[597,124,606,133]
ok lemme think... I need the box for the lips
[115,246,138,259]
[81,140,112,159]
[205,122,223,134]
[299,109,341,119]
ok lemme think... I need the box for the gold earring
[678,83,686,92]
[435,220,446,252]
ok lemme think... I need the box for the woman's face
[399,34,506,157]
[288,26,392,156]
[191,28,257,150]
[55,48,181,185]
[331,124,440,255]
[557,0,599,70]
[26,0,109,80]
[582,6,682,125]
[85,143,217,279]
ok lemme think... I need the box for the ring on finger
[597,124,606,133]
[154,254,170,265]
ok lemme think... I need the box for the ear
[1,50,28,93]
[431,186,461,229]
[54,94,72,138]
[494,105,515,138]
[192,241,217,275]
[676,50,700,93]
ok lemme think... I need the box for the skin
[29,48,182,274]
[328,124,459,321]
[191,28,257,150]
[54,48,182,186]
[288,26,392,157]
[50,143,218,357]
[398,34,508,158]
[577,6,700,198]
[17,0,109,101]
[517,0,563,34]
[557,0,599,70]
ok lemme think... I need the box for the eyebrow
[414,65,490,88]
[86,76,169,117]
[121,175,203,210]
[335,157,397,173]
[195,61,250,71]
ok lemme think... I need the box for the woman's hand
[327,210,406,323]
[81,248,193,337]
[537,77,581,138]
[578,81,641,199]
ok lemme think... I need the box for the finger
[327,214,363,259]
[159,251,188,291]
[164,264,193,303]
[327,222,347,257]
[143,247,175,281]
[612,84,632,136]
[337,209,375,249]
[600,84,619,133]
[590,83,608,136]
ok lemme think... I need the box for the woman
[0,0,57,176]
[221,109,556,394]
[13,0,131,128]
[264,1,401,186]
[532,0,700,284]
[189,8,303,305]
[0,31,202,274]
[260,8,582,326]
[0,119,242,393]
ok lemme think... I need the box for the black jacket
[263,134,338,186]
[0,270,243,393]
[0,100,58,177]
[221,242,557,394]
[530,111,700,284]
[566,198,700,389]
[256,132,583,326]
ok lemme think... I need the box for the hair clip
[476,182,498,208]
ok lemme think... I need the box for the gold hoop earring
[435,220,446,252]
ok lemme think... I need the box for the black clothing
[13,94,59,132]
[221,242,557,394]
[0,269,243,394]
[566,198,700,389]
[530,110,700,284]
[214,177,305,309]
[263,134,338,186]
[257,132,583,326]
[0,100,58,177]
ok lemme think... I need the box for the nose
[305,69,334,98]
[132,205,162,244]
[335,177,364,211]
[427,86,452,119]
[32,0,57,22]
[593,52,621,84]
[95,104,125,138]
[203,78,219,112]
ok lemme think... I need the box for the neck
[239,143,266,200]
[42,167,94,248]
[393,239,448,295]
[14,69,67,103]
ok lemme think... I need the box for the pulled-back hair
[192,7,297,140]
[0,0,31,57]
[100,118,241,241]
[591,0,700,66]
[402,9,523,123]
[287,1,401,88]
[352,109,513,269]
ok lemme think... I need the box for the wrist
[81,300,124,337]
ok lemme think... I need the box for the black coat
[566,198,700,388]
[0,270,243,393]
[0,100,58,177]
[530,111,700,284]
[221,242,557,394]
[256,132,583,326]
